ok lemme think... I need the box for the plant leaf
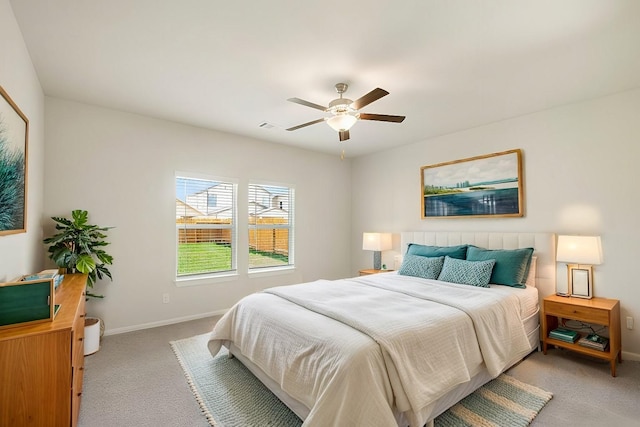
[72,210,88,226]
[75,254,96,273]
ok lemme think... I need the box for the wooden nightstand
[541,294,622,376]
[359,269,394,276]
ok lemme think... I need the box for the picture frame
[568,264,594,299]
[421,149,523,219]
[0,85,29,235]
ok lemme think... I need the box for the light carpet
[171,334,552,427]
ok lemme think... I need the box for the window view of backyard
[176,177,293,277]
[248,183,293,270]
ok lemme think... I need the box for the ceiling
[10,0,640,158]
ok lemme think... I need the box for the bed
[207,231,556,427]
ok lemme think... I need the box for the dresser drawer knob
[79,337,83,342]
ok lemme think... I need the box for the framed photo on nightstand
[568,264,593,299]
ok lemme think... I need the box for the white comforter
[208,273,532,427]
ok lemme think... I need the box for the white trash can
[84,317,101,356]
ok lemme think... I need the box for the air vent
[258,122,275,129]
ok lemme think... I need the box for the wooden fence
[177,217,288,255]
[177,218,232,245]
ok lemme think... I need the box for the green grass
[178,242,231,275]
[178,242,288,275]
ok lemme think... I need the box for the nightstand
[541,294,622,376]
[359,269,394,276]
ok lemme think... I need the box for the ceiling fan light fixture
[327,113,358,132]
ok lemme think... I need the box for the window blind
[176,176,236,277]
[248,183,294,270]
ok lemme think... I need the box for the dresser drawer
[545,300,609,325]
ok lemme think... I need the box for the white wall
[352,89,640,357]
[44,98,352,333]
[0,0,45,281]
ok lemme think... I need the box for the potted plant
[43,209,114,297]
[43,209,114,355]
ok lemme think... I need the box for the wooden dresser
[0,274,87,426]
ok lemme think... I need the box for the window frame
[247,182,295,274]
[175,172,238,285]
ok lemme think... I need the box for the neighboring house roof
[248,201,268,212]
[176,199,204,218]
[251,207,288,218]
[205,207,233,219]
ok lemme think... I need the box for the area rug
[171,334,552,427]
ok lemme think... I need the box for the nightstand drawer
[545,300,609,325]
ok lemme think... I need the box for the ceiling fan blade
[287,97,327,111]
[339,130,350,141]
[359,113,406,123]
[351,88,389,110]
[286,118,326,131]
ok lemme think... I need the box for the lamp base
[373,251,381,270]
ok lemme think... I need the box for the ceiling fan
[286,83,406,142]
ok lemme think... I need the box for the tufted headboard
[400,231,556,301]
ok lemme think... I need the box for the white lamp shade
[327,113,358,132]
[362,232,392,251]
[556,235,603,265]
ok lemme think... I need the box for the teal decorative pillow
[437,256,496,288]
[466,246,534,288]
[406,244,468,260]
[398,255,445,280]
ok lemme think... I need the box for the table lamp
[362,232,392,270]
[556,235,603,299]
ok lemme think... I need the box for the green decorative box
[0,278,55,329]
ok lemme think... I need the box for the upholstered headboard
[400,231,556,301]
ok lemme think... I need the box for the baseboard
[103,309,228,336]
[622,350,640,362]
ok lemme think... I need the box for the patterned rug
[171,334,552,427]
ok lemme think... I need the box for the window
[248,183,294,270]
[176,175,236,278]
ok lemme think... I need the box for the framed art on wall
[421,149,523,219]
[0,86,29,235]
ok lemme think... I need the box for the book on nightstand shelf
[578,334,609,351]
[549,327,580,343]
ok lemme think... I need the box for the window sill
[174,272,239,287]
[247,266,296,278]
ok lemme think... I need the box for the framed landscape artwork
[0,86,29,235]
[421,149,523,219]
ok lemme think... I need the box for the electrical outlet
[162,293,170,304]
[627,316,634,330]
